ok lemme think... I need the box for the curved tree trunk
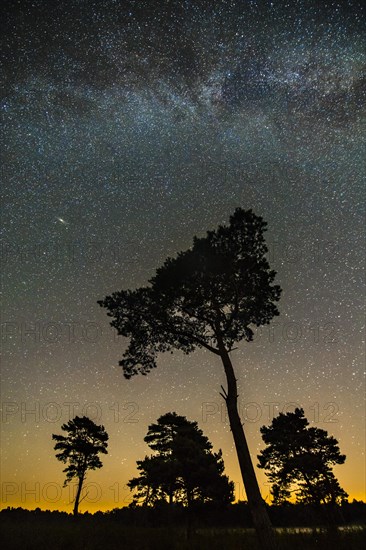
[218,340,279,550]
[73,475,84,516]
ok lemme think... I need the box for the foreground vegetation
[0,518,365,550]
[1,504,365,550]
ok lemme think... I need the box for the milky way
[1,0,365,510]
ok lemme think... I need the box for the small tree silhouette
[52,416,108,515]
[257,408,348,506]
[128,412,234,506]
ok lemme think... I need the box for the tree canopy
[98,208,281,379]
[128,412,234,507]
[257,408,348,506]
[52,416,109,514]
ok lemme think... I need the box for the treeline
[1,501,365,527]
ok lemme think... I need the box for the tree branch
[168,324,221,355]
[220,385,228,401]
[180,305,216,333]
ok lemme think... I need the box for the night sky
[1,0,365,512]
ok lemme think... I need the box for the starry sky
[1,0,365,512]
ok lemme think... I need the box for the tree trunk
[73,475,84,516]
[218,342,278,550]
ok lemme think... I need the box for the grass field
[1,520,365,550]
